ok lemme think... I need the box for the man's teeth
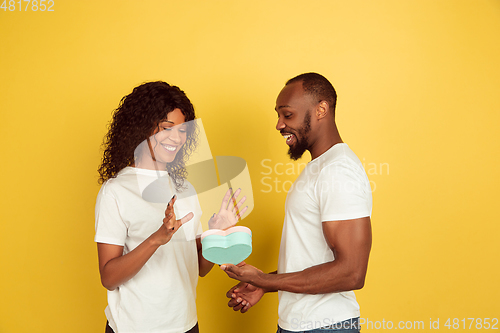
[283,134,293,142]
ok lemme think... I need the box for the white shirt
[95,167,202,333]
[277,144,372,331]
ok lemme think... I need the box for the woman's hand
[98,194,194,290]
[153,195,194,245]
[208,188,248,230]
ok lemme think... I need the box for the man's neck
[309,123,343,160]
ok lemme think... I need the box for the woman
[95,81,244,333]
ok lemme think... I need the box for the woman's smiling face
[148,108,187,167]
[135,108,188,170]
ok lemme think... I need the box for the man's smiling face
[275,81,314,160]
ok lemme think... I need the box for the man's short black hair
[286,72,337,116]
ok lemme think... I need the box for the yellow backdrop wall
[1,1,499,332]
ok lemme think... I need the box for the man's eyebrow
[275,104,291,111]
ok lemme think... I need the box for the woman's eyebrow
[160,120,187,127]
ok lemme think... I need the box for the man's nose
[276,117,285,131]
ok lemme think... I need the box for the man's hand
[226,281,265,313]
[208,188,248,230]
[220,262,263,285]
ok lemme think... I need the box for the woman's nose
[168,128,181,143]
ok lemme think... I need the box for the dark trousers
[106,321,199,333]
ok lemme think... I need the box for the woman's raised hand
[154,195,194,245]
[208,188,248,230]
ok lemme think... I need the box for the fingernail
[220,265,226,270]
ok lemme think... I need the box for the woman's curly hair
[98,81,198,190]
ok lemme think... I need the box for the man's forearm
[255,261,365,295]
[262,270,278,293]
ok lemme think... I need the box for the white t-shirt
[277,143,372,331]
[95,167,203,333]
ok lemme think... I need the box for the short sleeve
[94,185,128,246]
[314,161,372,222]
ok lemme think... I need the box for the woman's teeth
[163,144,176,151]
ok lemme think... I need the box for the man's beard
[288,111,311,161]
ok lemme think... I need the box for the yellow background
[1,1,499,332]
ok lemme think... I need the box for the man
[221,73,372,333]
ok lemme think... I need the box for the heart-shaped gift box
[201,226,252,265]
